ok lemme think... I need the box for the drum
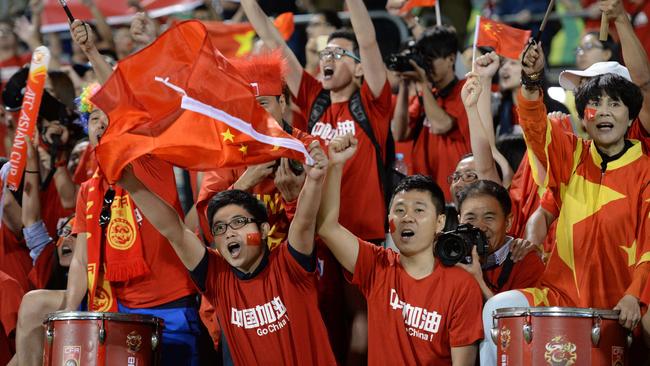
[42,311,163,366]
[492,307,631,366]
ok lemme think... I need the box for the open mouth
[61,245,73,256]
[227,242,242,258]
[323,67,334,79]
[596,122,614,131]
[400,229,415,240]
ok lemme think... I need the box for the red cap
[230,50,286,97]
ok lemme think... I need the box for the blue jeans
[118,302,201,366]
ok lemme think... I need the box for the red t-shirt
[201,243,336,365]
[40,180,74,238]
[0,225,31,292]
[628,119,650,151]
[483,250,544,294]
[73,158,196,308]
[351,239,483,365]
[0,53,30,83]
[0,270,24,351]
[28,243,56,289]
[409,80,471,202]
[295,71,392,240]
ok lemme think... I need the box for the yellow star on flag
[619,240,637,267]
[221,128,235,143]
[522,287,550,307]
[234,30,256,57]
[239,144,248,155]
[271,145,280,151]
[556,174,625,294]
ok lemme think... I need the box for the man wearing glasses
[118,140,337,365]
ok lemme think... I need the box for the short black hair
[415,25,458,60]
[328,30,359,59]
[457,180,512,216]
[206,189,268,229]
[575,73,643,121]
[390,175,445,216]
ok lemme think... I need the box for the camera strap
[496,253,515,290]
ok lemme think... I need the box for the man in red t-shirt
[318,134,483,365]
[119,138,336,365]
[392,26,470,202]
[0,270,24,362]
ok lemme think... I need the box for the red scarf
[86,171,149,311]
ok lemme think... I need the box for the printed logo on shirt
[231,296,289,337]
[310,120,356,144]
[389,289,442,342]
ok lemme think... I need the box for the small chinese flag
[475,17,531,60]
[202,12,295,58]
[584,107,597,121]
[92,20,312,184]
[400,0,436,14]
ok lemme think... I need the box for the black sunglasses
[99,188,116,228]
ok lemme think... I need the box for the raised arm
[346,0,387,97]
[118,165,205,269]
[22,137,42,227]
[287,141,328,255]
[64,233,88,310]
[316,134,360,273]
[603,0,650,131]
[391,78,417,141]
[239,0,303,96]
[461,71,501,184]
[70,20,113,84]
[81,0,115,50]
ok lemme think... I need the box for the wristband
[521,70,544,90]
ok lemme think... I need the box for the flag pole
[472,15,480,73]
[57,0,75,22]
[435,1,442,26]
[535,0,555,42]
[599,13,608,41]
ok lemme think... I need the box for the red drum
[492,307,631,366]
[42,311,163,366]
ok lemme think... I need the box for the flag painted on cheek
[389,219,396,234]
[584,107,597,122]
[246,233,262,246]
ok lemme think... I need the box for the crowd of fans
[0,0,650,365]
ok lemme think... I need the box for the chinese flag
[92,20,312,184]
[400,0,436,14]
[202,12,294,58]
[476,17,531,60]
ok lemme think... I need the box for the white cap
[558,61,631,91]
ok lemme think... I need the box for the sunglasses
[99,188,116,228]
[319,47,361,63]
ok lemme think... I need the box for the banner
[41,0,202,33]
[6,46,50,191]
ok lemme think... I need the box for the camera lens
[435,233,469,266]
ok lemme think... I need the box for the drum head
[44,311,163,325]
[494,307,620,320]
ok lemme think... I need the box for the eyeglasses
[99,188,116,228]
[57,226,73,238]
[319,47,361,63]
[212,216,257,236]
[575,43,604,55]
[447,171,478,184]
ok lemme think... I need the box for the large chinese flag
[475,17,531,60]
[203,13,294,58]
[399,0,436,14]
[92,20,312,184]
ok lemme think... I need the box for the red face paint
[246,232,262,246]
[389,219,396,234]
[584,107,597,122]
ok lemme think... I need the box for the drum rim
[493,306,620,319]
[44,311,164,324]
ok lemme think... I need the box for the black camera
[434,223,489,266]
[386,48,428,73]
[272,159,305,175]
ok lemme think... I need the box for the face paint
[246,232,262,246]
[389,219,396,234]
[584,107,597,121]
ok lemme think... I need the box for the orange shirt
[409,80,471,202]
[352,239,483,365]
[74,158,196,308]
[517,92,650,308]
[201,243,336,365]
[295,71,392,240]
